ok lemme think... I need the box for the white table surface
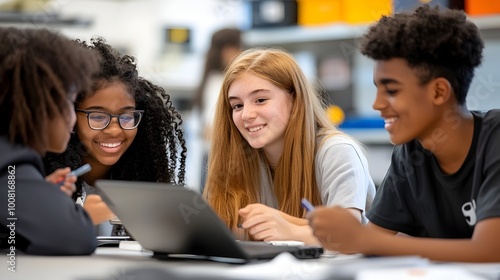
[1,247,499,280]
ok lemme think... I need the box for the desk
[1,248,499,280]
[0,248,230,280]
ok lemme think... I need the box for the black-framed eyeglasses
[75,109,144,130]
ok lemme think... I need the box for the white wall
[53,0,244,89]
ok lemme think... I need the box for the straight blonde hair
[204,48,343,230]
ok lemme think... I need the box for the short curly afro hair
[360,5,484,105]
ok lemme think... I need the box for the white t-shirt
[259,134,376,224]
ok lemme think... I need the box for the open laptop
[94,180,323,263]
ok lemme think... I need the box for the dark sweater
[0,137,96,255]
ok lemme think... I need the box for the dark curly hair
[43,37,187,199]
[360,5,484,105]
[0,27,98,154]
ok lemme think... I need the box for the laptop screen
[95,180,323,263]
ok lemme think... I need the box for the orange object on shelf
[297,0,342,26]
[465,0,500,16]
[327,105,345,126]
[343,0,392,24]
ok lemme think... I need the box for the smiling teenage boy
[307,5,500,262]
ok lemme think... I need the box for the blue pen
[58,164,92,186]
[301,198,315,212]
[68,163,92,177]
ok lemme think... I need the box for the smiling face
[228,73,293,164]
[372,58,441,145]
[75,82,138,168]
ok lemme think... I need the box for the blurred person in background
[192,28,242,190]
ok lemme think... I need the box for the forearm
[84,195,116,225]
[280,211,335,245]
[364,231,500,262]
[289,224,321,245]
[280,212,308,226]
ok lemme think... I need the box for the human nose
[372,90,387,112]
[103,116,122,133]
[241,104,257,121]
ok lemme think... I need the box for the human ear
[432,77,452,105]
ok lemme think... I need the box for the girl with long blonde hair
[204,48,375,244]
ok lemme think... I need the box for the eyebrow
[228,89,269,101]
[82,106,136,111]
[373,78,402,86]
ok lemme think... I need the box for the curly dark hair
[43,37,187,199]
[0,27,98,154]
[360,5,484,105]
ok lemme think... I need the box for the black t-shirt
[367,110,500,238]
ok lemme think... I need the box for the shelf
[243,14,500,46]
[341,128,391,145]
[0,11,92,27]
[243,23,367,46]
[469,14,500,30]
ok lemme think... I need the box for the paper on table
[225,253,429,280]
[449,263,500,280]
[324,256,429,279]
[223,252,332,279]
[356,265,486,280]
[119,240,147,251]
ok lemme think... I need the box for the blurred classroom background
[2,0,500,190]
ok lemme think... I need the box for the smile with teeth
[98,142,122,148]
[248,125,264,132]
[384,117,398,124]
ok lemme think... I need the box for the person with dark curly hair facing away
[44,37,187,235]
[308,5,500,262]
[204,48,375,245]
[0,27,98,255]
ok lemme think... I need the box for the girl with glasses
[0,27,98,255]
[44,38,187,235]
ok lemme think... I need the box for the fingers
[58,171,77,197]
[238,205,250,218]
[238,204,263,227]
[244,218,276,241]
[238,203,263,218]
[238,204,291,241]
[307,206,362,253]
[45,167,78,197]
[241,213,270,230]
[239,204,275,228]
[59,184,76,197]
[239,211,271,239]
[45,167,71,184]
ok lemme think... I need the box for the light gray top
[259,134,376,224]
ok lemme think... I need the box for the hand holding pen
[301,198,315,212]
[45,164,91,197]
